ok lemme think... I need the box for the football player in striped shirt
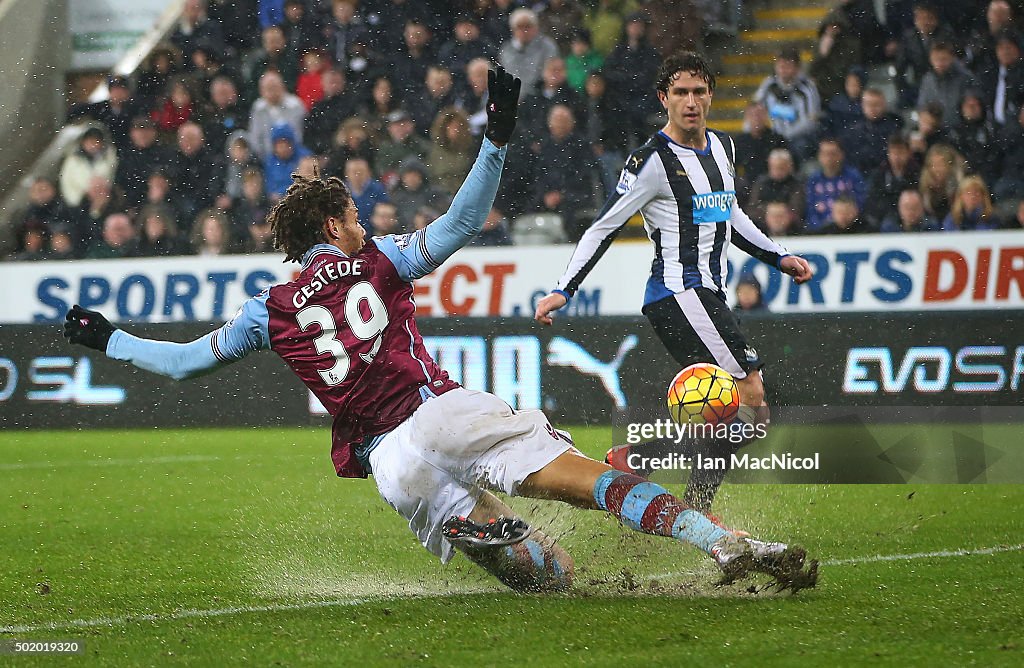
[535,52,813,532]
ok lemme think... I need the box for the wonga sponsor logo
[691,190,735,224]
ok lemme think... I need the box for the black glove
[64,304,116,352]
[484,65,522,146]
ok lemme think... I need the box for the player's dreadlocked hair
[655,51,716,95]
[266,166,353,263]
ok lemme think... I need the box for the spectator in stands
[245,212,275,253]
[208,0,259,54]
[865,133,921,228]
[470,207,513,246]
[918,42,975,124]
[822,66,866,138]
[221,131,260,203]
[363,0,431,56]
[604,12,662,148]
[411,205,440,231]
[140,170,186,233]
[361,75,400,143]
[643,0,703,58]
[304,67,358,155]
[344,157,388,231]
[389,158,446,231]
[136,204,188,257]
[170,122,225,224]
[950,90,1002,184]
[10,221,48,261]
[136,44,182,108]
[995,105,1024,198]
[264,123,311,200]
[280,0,324,57]
[324,0,366,72]
[340,30,387,97]
[370,201,402,236]
[531,104,597,233]
[755,48,821,160]
[376,110,430,180]
[540,0,586,53]
[984,31,1024,126]
[66,75,140,155]
[392,19,436,103]
[170,0,224,65]
[412,65,459,137]
[60,127,118,208]
[325,117,374,179]
[191,208,233,256]
[943,175,1003,229]
[908,102,951,157]
[734,275,767,313]
[296,49,330,112]
[519,58,585,141]
[584,0,630,56]
[919,143,966,220]
[1011,198,1024,227]
[733,102,788,183]
[566,30,603,92]
[11,177,73,253]
[842,88,904,174]
[151,77,198,140]
[248,71,306,159]
[438,14,497,85]
[85,212,137,259]
[186,40,239,96]
[811,3,867,103]
[583,69,628,195]
[115,117,174,209]
[500,8,560,100]
[748,148,805,224]
[202,76,246,155]
[76,176,126,251]
[229,167,270,241]
[459,58,491,136]
[805,137,865,231]
[880,188,943,231]
[428,108,476,196]
[762,201,799,237]
[46,223,77,261]
[966,0,1016,78]
[895,1,955,107]
[815,193,867,234]
[243,26,299,102]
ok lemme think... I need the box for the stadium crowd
[6,0,1023,262]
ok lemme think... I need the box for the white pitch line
[3,544,1022,635]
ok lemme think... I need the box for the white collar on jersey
[300,243,348,270]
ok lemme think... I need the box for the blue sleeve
[375,138,507,281]
[106,292,270,380]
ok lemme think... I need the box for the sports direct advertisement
[2,231,1021,323]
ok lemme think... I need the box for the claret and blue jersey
[105,139,508,478]
[555,130,790,306]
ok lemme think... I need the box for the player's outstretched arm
[63,299,270,380]
[729,204,812,283]
[376,67,520,281]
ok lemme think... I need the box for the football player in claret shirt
[65,66,817,594]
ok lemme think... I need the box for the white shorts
[368,388,576,563]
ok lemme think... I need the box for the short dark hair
[887,132,910,148]
[655,51,716,94]
[267,170,353,262]
[834,193,858,207]
[930,41,955,54]
[777,47,802,64]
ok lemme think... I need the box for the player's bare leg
[682,372,769,517]
[518,450,817,591]
[447,491,574,593]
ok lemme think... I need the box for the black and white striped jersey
[753,74,820,140]
[554,130,790,306]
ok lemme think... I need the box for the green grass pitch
[2,427,1022,666]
